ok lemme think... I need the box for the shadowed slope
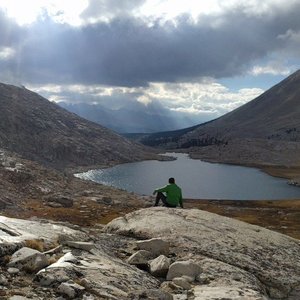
[0,83,158,170]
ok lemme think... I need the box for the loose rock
[57,282,85,299]
[8,247,48,273]
[64,241,95,251]
[166,260,201,281]
[172,277,192,290]
[128,288,173,300]
[149,255,171,277]
[137,238,169,256]
[127,250,153,266]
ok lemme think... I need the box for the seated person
[153,177,183,208]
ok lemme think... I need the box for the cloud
[0,0,299,88]
[0,47,15,60]
[29,79,264,124]
[250,62,295,76]
[81,0,146,22]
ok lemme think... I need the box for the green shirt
[155,183,183,207]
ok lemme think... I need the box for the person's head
[169,177,175,184]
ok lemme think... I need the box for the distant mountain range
[130,70,300,167]
[58,101,199,133]
[0,83,158,170]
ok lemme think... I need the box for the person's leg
[155,192,167,206]
[165,202,176,208]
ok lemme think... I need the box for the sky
[0,0,299,126]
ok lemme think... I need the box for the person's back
[153,177,183,208]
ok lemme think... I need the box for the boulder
[7,267,20,274]
[79,247,160,299]
[96,196,113,205]
[166,260,201,281]
[57,282,85,299]
[160,281,185,294]
[127,289,173,300]
[43,195,73,208]
[0,274,8,285]
[149,255,171,277]
[105,207,300,299]
[0,216,87,244]
[8,297,32,300]
[172,277,191,290]
[192,285,268,300]
[136,238,169,256]
[35,268,72,287]
[1,215,163,299]
[0,242,22,257]
[8,247,48,273]
[64,241,95,251]
[44,252,77,269]
[127,250,153,266]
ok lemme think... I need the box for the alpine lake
[75,153,300,200]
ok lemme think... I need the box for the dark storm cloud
[1,2,300,86]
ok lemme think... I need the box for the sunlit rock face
[105,207,300,299]
[1,207,300,299]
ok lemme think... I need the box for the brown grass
[4,198,137,227]
[24,239,44,252]
[3,195,300,241]
[47,256,59,265]
[185,199,300,239]
[262,166,300,179]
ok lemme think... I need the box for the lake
[76,153,300,200]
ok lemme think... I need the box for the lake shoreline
[76,152,300,200]
[186,150,300,186]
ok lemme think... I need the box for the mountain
[135,70,300,167]
[58,101,199,133]
[0,83,159,170]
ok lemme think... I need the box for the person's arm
[179,190,183,208]
[153,185,168,195]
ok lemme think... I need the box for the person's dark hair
[169,177,175,184]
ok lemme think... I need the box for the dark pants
[155,192,176,207]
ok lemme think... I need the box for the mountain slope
[138,70,300,167]
[187,69,300,141]
[0,83,158,170]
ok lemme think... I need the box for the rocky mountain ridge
[0,83,159,171]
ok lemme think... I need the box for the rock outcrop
[1,208,300,299]
[0,216,160,299]
[105,207,300,300]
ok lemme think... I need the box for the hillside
[0,83,159,170]
[136,70,300,168]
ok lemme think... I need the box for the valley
[0,74,300,299]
